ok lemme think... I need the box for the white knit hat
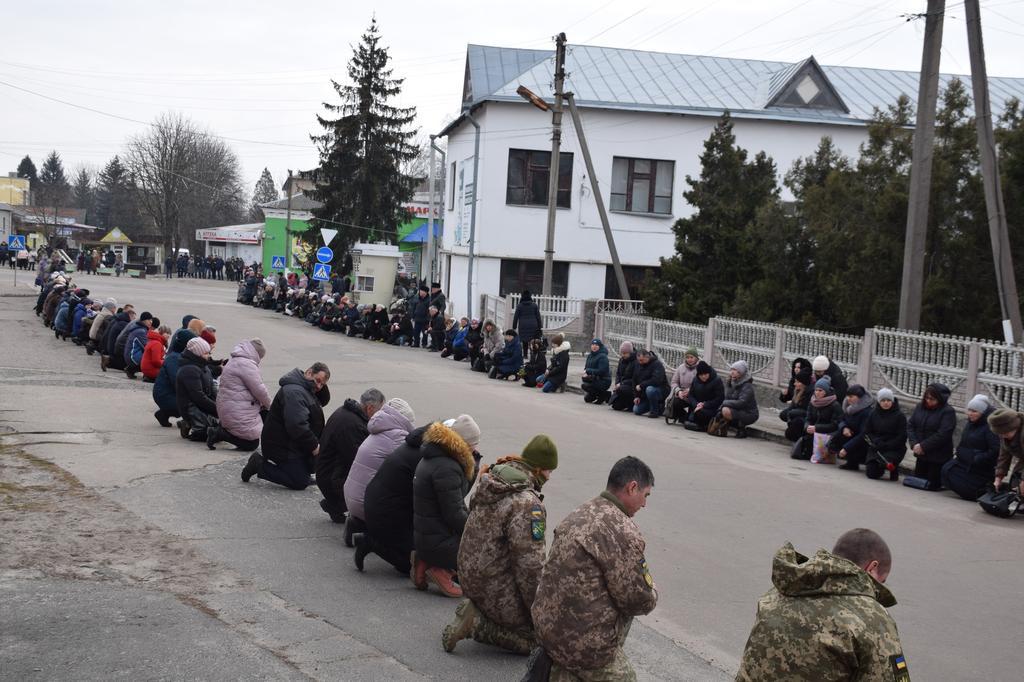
[386,398,415,425]
[186,337,211,356]
[445,414,481,449]
[967,394,990,413]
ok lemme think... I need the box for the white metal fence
[595,307,1024,412]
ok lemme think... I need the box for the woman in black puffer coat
[829,385,876,471]
[941,395,1000,500]
[412,417,481,596]
[907,382,956,490]
[512,289,543,356]
[863,389,908,480]
[779,358,813,441]
[794,376,843,460]
[175,337,218,440]
[685,361,725,430]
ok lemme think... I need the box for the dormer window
[766,56,849,113]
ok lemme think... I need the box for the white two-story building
[436,44,1024,319]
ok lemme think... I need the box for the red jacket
[141,329,167,379]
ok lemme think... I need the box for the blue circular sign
[316,246,333,264]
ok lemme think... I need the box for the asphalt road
[2,268,1022,681]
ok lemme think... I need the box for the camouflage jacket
[457,458,547,631]
[736,543,909,682]
[532,492,658,670]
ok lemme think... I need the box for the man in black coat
[242,363,331,491]
[102,308,135,371]
[512,289,543,357]
[632,350,670,418]
[316,389,384,523]
[428,282,446,316]
[609,342,637,411]
[412,286,431,348]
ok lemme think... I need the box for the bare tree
[125,113,245,254]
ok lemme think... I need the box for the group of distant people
[167,253,249,281]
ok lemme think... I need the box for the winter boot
[734,426,748,438]
[240,451,263,483]
[177,420,191,440]
[154,410,172,428]
[442,599,479,653]
[410,552,428,591]
[100,355,109,372]
[425,566,462,598]
[206,426,220,451]
[353,535,372,572]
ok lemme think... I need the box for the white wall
[441,101,870,299]
[447,253,501,319]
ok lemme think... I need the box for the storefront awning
[400,222,442,244]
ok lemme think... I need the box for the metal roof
[456,44,1024,128]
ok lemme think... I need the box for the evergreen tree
[248,167,278,222]
[16,155,37,195]
[997,97,1024,298]
[72,168,95,222]
[94,155,142,233]
[644,114,778,321]
[37,150,70,209]
[310,18,418,254]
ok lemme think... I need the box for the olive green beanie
[521,434,558,471]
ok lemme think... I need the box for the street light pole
[284,169,293,276]
[542,33,567,296]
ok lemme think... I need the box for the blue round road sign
[316,246,333,264]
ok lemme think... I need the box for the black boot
[734,426,748,438]
[177,420,191,440]
[154,410,172,428]
[241,451,263,482]
[353,535,371,572]
[206,426,220,451]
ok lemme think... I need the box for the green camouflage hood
[471,459,541,508]
[771,543,896,608]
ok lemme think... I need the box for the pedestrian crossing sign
[6,235,26,251]
[312,262,331,281]
[271,255,286,269]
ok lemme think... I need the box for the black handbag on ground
[790,435,809,460]
[978,473,1023,518]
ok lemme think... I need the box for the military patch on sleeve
[890,654,910,681]
[640,558,653,587]
[530,504,545,541]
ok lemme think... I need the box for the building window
[499,259,569,297]
[506,149,573,208]
[610,157,674,215]
[604,264,659,299]
[356,275,375,292]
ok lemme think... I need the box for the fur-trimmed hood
[550,340,571,356]
[421,421,476,480]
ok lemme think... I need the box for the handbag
[707,415,729,437]
[790,435,809,460]
[978,473,1023,518]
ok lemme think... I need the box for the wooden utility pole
[542,33,567,296]
[898,0,945,330]
[564,93,631,300]
[964,0,1023,343]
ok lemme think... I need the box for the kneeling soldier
[442,434,558,654]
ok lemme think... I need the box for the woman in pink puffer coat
[208,338,272,451]
[344,398,415,523]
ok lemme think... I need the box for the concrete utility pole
[964,0,1023,343]
[284,169,293,275]
[564,92,631,300]
[898,0,945,331]
[426,136,436,285]
[542,32,567,296]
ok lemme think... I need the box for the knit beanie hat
[815,376,833,393]
[812,355,830,372]
[447,414,481,449]
[730,360,749,375]
[521,434,558,471]
[250,338,266,359]
[988,408,1022,435]
[201,329,217,346]
[619,341,634,354]
[685,347,699,359]
[186,337,211,356]
[877,388,895,402]
[102,300,116,311]
[696,360,712,375]
[386,398,415,425]
[967,394,990,413]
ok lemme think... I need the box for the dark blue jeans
[633,386,664,416]
[258,456,312,491]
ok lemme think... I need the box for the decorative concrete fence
[595,306,1024,412]
[480,293,586,336]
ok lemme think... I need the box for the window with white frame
[356,275,375,292]
[610,157,674,215]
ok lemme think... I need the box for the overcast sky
[2,0,1023,199]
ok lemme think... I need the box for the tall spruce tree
[248,167,278,222]
[37,150,70,209]
[644,114,778,321]
[72,168,95,222]
[997,97,1024,297]
[311,19,418,254]
[16,155,37,195]
[94,155,142,233]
